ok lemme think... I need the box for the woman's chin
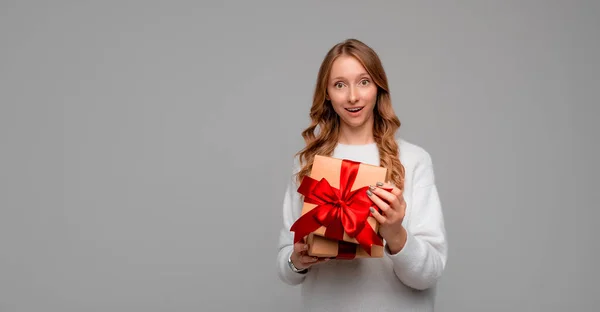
[340,114,373,128]
[341,119,369,129]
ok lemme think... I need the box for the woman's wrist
[385,226,408,255]
[288,252,308,273]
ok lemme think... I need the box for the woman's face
[326,55,378,131]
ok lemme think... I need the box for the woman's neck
[337,124,375,145]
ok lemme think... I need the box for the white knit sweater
[277,139,448,312]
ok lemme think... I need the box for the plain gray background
[1,1,598,311]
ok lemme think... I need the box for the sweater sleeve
[276,157,307,285]
[384,153,448,290]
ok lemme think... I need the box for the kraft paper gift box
[290,155,389,259]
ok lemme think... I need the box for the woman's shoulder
[397,138,434,169]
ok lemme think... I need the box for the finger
[298,257,330,270]
[370,184,397,205]
[294,242,309,254]
[375,183,407,220]
[311,257,332,264]
[377,181,402,197]
[381,182,407,212]
[299,255,320,264]
[369,206,387,224]
[367,188,393,216]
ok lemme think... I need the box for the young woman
[277,39,448,311]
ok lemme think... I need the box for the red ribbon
[290,159,384,256]
[337,241,358,260]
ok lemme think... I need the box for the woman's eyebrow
[330,73,370,81]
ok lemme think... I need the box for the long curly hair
[295,38,405,190]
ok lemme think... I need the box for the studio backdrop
[1,1,598,311]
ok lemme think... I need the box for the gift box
[290,155,389,259]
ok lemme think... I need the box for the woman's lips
[345,106,364,113]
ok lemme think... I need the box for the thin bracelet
[288,254,308,274]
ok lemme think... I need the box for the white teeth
[346,107,362,112]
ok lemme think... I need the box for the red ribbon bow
[290,159,384,256]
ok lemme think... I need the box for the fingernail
[369,185,375,191]
[376,182,384,187]
[366,189,372,196]
[369,207,375,213]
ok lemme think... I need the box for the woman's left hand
[366,182,408,254]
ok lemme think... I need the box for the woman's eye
[360,79,370,86]
[335,82,344,88]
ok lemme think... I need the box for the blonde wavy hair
[296,38,405,190]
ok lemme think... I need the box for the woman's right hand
[290,238,330,270]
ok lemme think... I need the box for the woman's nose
[348,87,358,103]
